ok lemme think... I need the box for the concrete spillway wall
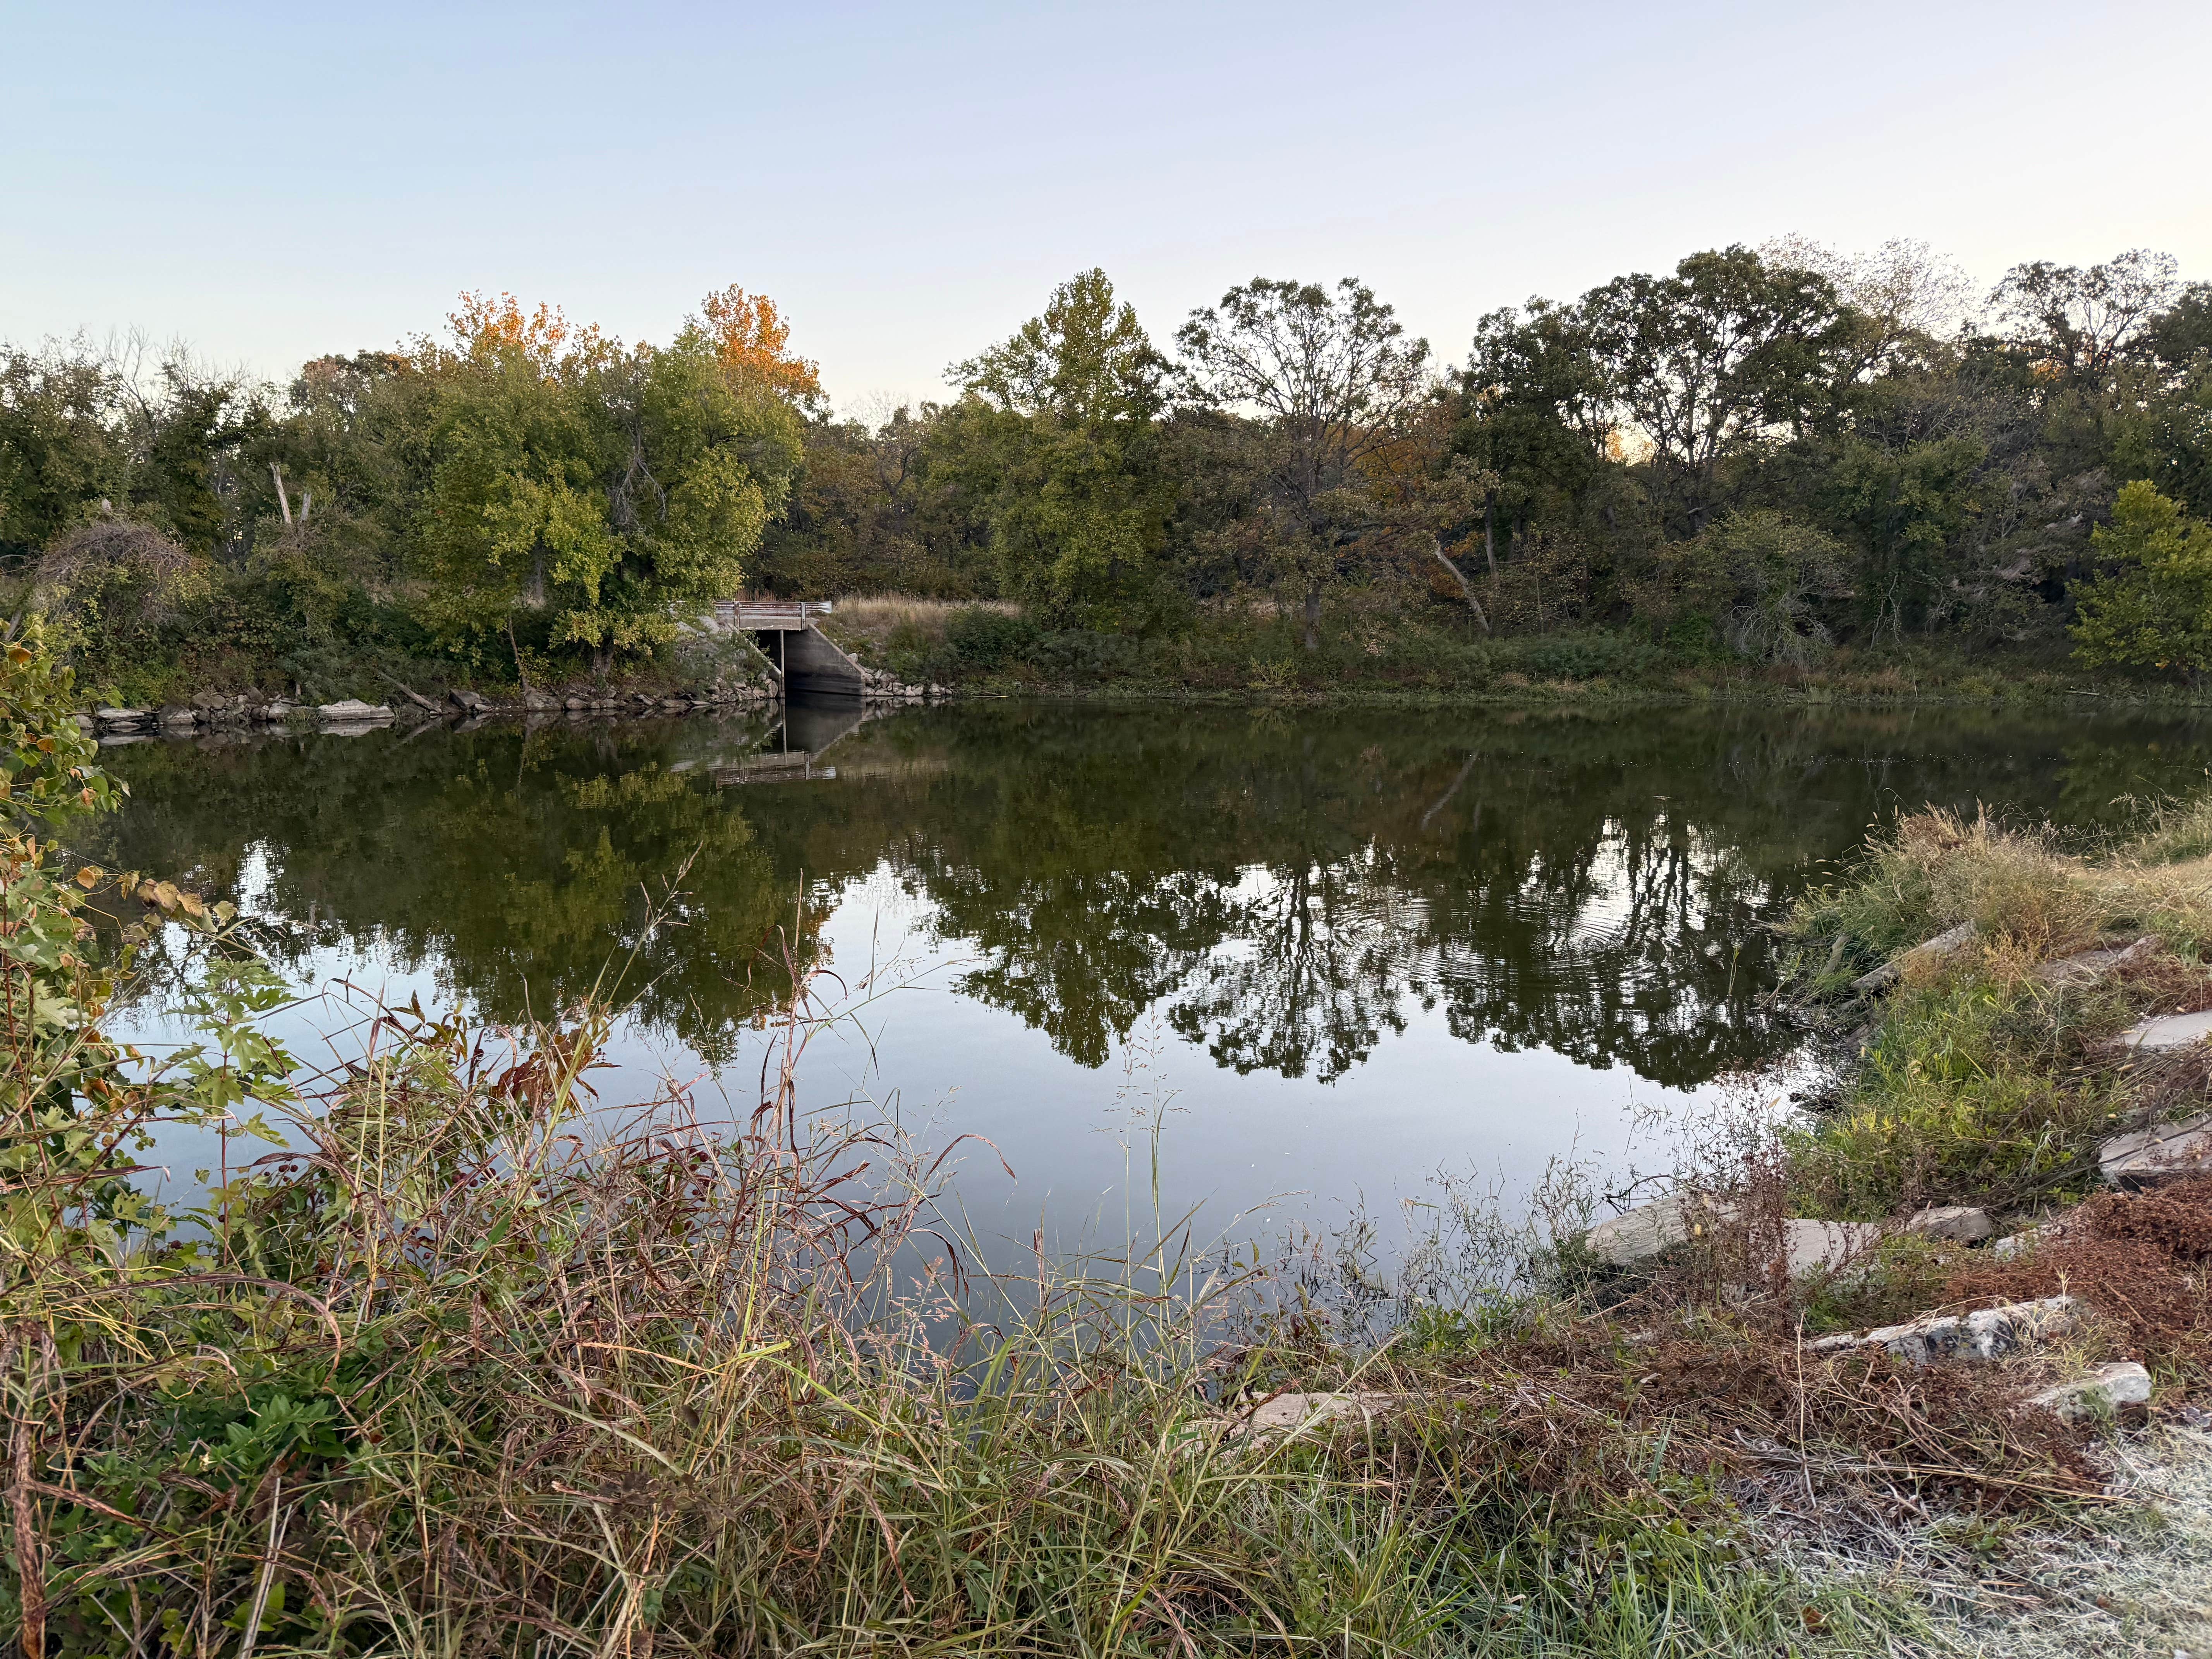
[760,624,865,699]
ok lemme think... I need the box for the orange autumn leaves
[695,284,822,406]
[438,284,821,406]
[445,292,606,371]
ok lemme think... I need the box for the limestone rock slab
[1237,1391,1399,1437]
[2030,1361,2152,1420]
[1586,1193,1734,1267]
[2100,1113,2212,1189]
[2109,1010,2212,1053]
[1811,1295,2077,1365]
[1905,1204,1995,1244]
[1851,921,1977,994]
[2035,936,2154,983]
[1781,1218,1881,1274]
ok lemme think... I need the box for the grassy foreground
[2,626,2209,1656]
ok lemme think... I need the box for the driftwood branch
[370,667,441,713]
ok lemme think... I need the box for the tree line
[763,244,2212,673]
[5,241,2211,693]
[0,288,818,692]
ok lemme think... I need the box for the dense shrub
[945,604,1045,669]
[1487,632,1663,682]
[1030,628,1145,678]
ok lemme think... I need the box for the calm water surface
[91,699,2212,1257]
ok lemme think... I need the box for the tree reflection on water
[86,701,2212,1091]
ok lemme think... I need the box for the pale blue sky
[5,1,2207,412]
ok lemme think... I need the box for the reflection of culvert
[784,697,868,752]
[712,699,870,787]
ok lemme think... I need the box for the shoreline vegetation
[8,242,2212,721]
[7,635,2212,1653]
[56,591,2212,733]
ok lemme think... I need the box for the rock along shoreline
[76,675,954,741]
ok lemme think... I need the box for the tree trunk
[1482,492,1498,578]
[1303,585,1321,652]
[1431,539,1490,635]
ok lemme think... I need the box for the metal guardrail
[716,599,834,631]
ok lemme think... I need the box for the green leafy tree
[414,323,609,667]
[414,295,802,675]
[1452,301,1610,572]
[940,270,1176,630]
[754,407,988,597]
[0,342,130,560]
[2106,283,2212,523]
[2108,361,2212,528]
[1175,277,1435,648]
[1818,430,1988,641]
[953,268,1163,423]
[591,330,803,653]
[251,350,436,603]
[2144,283,2212,371]
[1579,247,1855,534]
[1647,510,1851,666]
[135,370,261,557]
[2070,481,2212,678]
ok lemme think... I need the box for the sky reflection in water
[92,700,2212,1261]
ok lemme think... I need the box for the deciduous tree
[694,285,823,409]
[1175,277,1434,647]
[1992,250,2183,382]
[2070,480,2212,679]
[1578,247,1854,534]
[413,290,803,675]
[0,341,129,559]
[941,270,1177,629]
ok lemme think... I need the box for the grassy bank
[821,594,2211,711]
[39,579,2212,716]
[1780,799,2212,1360]
[5,626,2212,1655]
[24,584,782,715]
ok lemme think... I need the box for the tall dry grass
[823,594,1018,659]
[8,965,1924,1658]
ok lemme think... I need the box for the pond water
[88,698,2212,1263]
